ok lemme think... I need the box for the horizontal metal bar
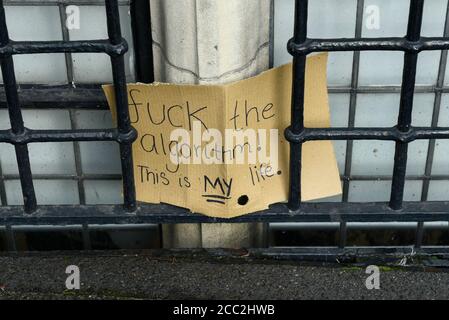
[0,127,137,144]
[271,221,449,230]
[0,224,155,231]
[0,40,127,57]
[289,37,449,55]
[0,85,107,109]
[1,221,446,232]
[343,174,449,181]
[0,173,121,181]
[328,85,449,94]
[285,126,449,143]
[2,84,449,111]
[4,0,129,5]
[2,173,449,183]
[270,222,432,230]
[2,202,449,225]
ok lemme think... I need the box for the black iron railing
[1,0,449,255]
[286,0,449,218]
[0,0,137,217]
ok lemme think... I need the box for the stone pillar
[150,0,271,248]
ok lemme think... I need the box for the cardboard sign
[103,53,341,218]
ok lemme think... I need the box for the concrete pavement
[0,249,448,299]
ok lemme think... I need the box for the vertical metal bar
[269,0,275,68]
[58,3,86,205]
[415,221,424,249]
[0,160,7,206]
[69,110,86,204]
[130,0,162,248]
[288,0,308,210]
[342,0,364,202]
[339,222,347,249]
[82,223,91,250]
[130,0,154,83]
[0,0,36,213]
[58,3,74,86]
[105,0,136,212]
[447,222,449,246]
[421,2,449,201]
[0,3,8,207]
[389,0,424,210]
[5,224,16,252]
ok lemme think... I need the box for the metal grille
[0,0,138,221]
[284,0,449,218]
[2,0,449,255]
[301,0,449,208]
[0,0,152,223]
